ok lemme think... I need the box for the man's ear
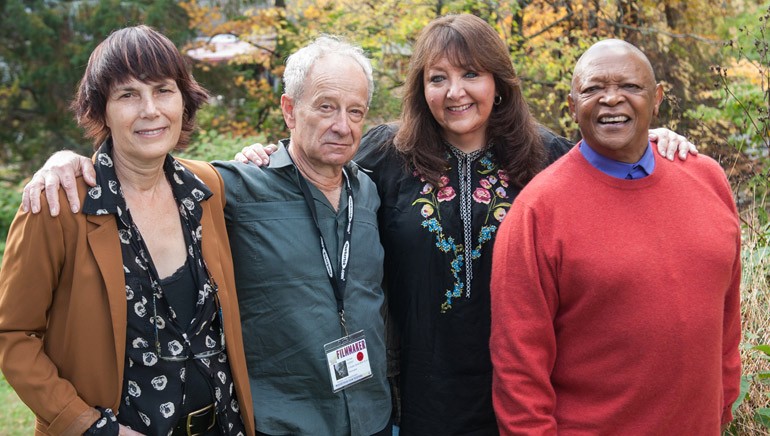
[281,94,296,129]
[652,83,664,117]
[567,93,577,122]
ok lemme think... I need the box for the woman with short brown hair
[0,25,254,436]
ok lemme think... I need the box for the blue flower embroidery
[412,152,513,313]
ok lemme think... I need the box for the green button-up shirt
[213,141,390,435]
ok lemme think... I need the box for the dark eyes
[582,84,642,93]
[318,103,365,119]
[115,87,173,99]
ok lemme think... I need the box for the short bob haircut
[395,14,545,188]
[283,35,374,105]
[71,25,209,150]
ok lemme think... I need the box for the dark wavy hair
[395,14,545,187]
[71,25,209,150]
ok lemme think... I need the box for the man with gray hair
[213,35,391,435]
[19,35,392,435]
[212,35,391,436]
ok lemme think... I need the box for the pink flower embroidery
[413,170,426,182]
[473,188,491,204]
[439,175,450,188]
[437,186,456,202]
[493,207,507,222]
[421,204,435,217]
[497,171,509,187]
[495,186,507,198]
[480,179,493,189]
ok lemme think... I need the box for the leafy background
[0,0,768,434]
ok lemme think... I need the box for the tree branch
[597,17,724,45]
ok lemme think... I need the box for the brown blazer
[0,158,255,436]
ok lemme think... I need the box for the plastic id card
[324,330,373,392]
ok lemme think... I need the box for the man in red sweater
[490,39,741,435]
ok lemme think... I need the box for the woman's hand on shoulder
[649,128,698,161]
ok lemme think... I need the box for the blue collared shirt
[579,140,655,179]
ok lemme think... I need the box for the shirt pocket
[230,200,325,282]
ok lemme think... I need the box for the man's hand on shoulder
[22,150,96,216]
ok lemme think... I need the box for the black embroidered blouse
[355,124,571,435]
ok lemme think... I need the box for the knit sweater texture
[490,146,741,435]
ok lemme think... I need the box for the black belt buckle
[184,403,216,436]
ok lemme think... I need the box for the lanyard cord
[295,167,354,335]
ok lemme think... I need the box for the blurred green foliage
[177,129,267,162]
[0,0,193,180]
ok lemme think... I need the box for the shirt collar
[82,140,212,219]
[273,138,361,178]
[579,139,655,179]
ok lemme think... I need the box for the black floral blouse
[82,141,246,435]
[355,124,572,435]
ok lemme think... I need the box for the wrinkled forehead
[573,46,655,88]
[306,55,369,100]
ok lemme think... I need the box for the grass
[0,223,32,435]
[726,193,770,435]
[0,373,35,435]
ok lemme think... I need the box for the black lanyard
[295,166,354,334]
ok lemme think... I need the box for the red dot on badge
[357,352,364,361]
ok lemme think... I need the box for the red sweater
[490,147,741,435]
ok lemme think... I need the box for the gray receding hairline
[282,35,374,105]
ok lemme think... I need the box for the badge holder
[324,329,372,393]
